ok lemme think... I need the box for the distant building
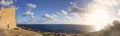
[0,6,17,29]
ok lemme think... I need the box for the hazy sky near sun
[0,0,120,24]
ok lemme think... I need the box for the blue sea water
[17,24,94,33]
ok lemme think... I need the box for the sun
[89,8,112,31]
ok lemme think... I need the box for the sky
[0,0,120,25]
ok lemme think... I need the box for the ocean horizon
[17,24,94,33]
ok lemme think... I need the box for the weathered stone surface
[0,29,43,36]
[0,6,17,29]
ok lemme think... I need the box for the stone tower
[0,6,17,29]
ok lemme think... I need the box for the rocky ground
[0,28,43,36]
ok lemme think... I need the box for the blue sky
[0,0,91,24]
[0,0,119,24]
[15,0,76,22]
[15,0,79,24]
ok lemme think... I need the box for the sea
[17,24,95,33]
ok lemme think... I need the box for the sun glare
[89,8,112,31]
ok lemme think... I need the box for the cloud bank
[0,0,15,6]
[22,3,36,23]
[42,14,57,20]
[28,3,36,8]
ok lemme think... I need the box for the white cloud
[50,2,82,23]
[28,3,36,8]
[23,11,36,22]
[22,3,37,22]
[70,2,73,5]
[20,0,120,24]
[73,1,80,8]
[0,0,14,6]
[93,0,118,6]
[15,7,19,10]
[59,10,67,15]
[69,1,83,13]
[55,0,119,25]
[38,13,58,22]
[25,11,34,16]
[56,10,68,16]
[68,5,80,13]
[64,16,71,20]
[51,14,57,18]
[42,14,57,20]
[31,16,35,20]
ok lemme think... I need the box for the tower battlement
[0,6,17,29]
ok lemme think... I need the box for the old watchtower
[0,6,17,29]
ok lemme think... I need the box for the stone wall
[0,6,17,29]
